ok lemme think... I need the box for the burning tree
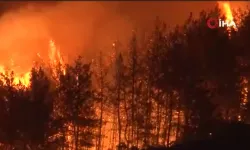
[1,2,250,150]
[57,56,98,150]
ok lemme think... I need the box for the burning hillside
[0,1,243,88]
[0,2,249,150]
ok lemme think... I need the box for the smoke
[0,2,136,65]
[44,2,136,59]
[0,1,248,68]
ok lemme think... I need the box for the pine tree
[59,56,97,149]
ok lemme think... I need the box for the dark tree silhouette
[58,56,97,149]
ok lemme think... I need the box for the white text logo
[207,18,237,29]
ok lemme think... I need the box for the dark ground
[148,121,250,150]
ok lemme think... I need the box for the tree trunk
[97,89,104,150]
[97,51,105,150]
[156,101,160,145]
[124,93,130,147]
[75,124,79,150]
[117,97,122,145]
[176,99,181,141]
[167,93,173,147]
[162,95,168,145]
[111,112,116,150]
[131,70,135,146]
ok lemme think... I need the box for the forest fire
[218,2,238,37]
[48,39,66,76]
[220,2,234,24]
[0,39,65,87]
[218,2,248,121]
[0,65,30,87]
[1,2,250,150]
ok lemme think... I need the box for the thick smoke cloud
[0,1,248,67]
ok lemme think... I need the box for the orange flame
[0,63,31,87]
[220,2,234,21]
[218,2,237,37]
[49,39,66,76]
[0,39,65,87]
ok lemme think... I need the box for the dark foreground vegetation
[1,5,250,150]
[148,122,250,150]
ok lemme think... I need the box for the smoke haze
[0,1,248,66]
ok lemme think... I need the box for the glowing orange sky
[0,1,247,70]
